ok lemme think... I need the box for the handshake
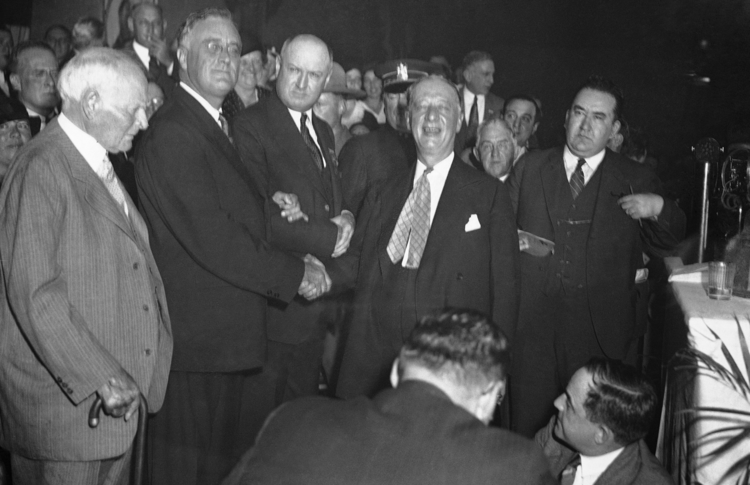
[272,191,354,301]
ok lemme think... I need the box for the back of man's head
[398,309,509,396]
[582,357,657,447]
[72,17,106,51]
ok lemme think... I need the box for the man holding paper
[336,75,519,399]
[508,76,685,437]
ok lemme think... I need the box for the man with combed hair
[232,34,355,406]
[136,9,328,485]
[509,76,685,437]
[462,117,517,181]
[71,17,106,53]
[503,94,541,162]
[336,75,519,399]
[0,47,172,485]
[223,309,555,485]
[43,24,72,67]
[454,50,504,152]
[121,3,176,97]
[9,41,60,135]
[535,358,672,484]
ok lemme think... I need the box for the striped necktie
[469,95,479,129]
[387,168,432,269]
[570,158,586,200]
[300,113,324,172]
[99,154,128,216]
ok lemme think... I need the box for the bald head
[276,35,333,112]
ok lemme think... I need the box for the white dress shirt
[180,82,222,128]
[574,447,625,485]
[287,108,325,166]
[463,89,485,125]
[402,153,453,267]
[563,145,606,185]
[133,39,174,75]
[26,107,48,131]
[58,113,128,216]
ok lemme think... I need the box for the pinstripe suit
[0,119,173,462]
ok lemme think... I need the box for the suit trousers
[266,336,325,405]
[510,288,606,438]
[11,447,133,485]
[146,370,276,485]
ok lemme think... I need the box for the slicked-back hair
[406,74,461,110]
[9,40,56,74]
[582,357,657,446]
[399,309,510,390]
[58,47,145,105]
[177,8,235,49]
[44,24,72,41]
[461,50,493,71]
[131,2,164,20]
[504,94,542,124]
[72,17,105,51]
[573,75,625,122]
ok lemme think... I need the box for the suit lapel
[540,147,569,224]
[46,121,135,240]
[313,114,343,212]
[267,94,329,199]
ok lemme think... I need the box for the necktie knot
[560,454,581,485]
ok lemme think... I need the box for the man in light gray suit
[0,47,173,485]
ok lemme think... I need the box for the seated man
[535,358,673,484]
[223,309,555,485]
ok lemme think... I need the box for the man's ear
[81,88,100,120]
[455,109,463,132]
[127,17,134,35]
[9,73,21,92]
[531,121,539,136]
[594,423,614,446]
[610,119,621,139]
[176,46,187,73]
[389,358,400,388]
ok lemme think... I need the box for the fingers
[124,393,142,422]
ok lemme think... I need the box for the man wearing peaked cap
[339,58,442,217]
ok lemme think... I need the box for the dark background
[7,0,750,166]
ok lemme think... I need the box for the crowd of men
[0,5,684,485]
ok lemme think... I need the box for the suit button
[571,204,576,209]
[456,273,464,280]
[145,349,152,356]
[566,231,571,237]
[67,388,73,395]
[324,204,330,211]
[578,284,584,289]
[133,262,139,270]
[143,304,149,312]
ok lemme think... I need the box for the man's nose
[296,73,308,90]
[8,125,21,139]
[553,394,564,411]
[425,105,439,120]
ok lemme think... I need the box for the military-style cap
[374,59,442,94]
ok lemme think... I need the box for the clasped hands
[272,192,355,258]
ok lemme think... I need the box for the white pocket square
[465,214,481,232]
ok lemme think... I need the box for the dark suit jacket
[511,147,685,358]
[232,92,353,344]
[0,120,173,460]
[120,41,177,98]
[535,417,673,484]
[223,380,556,485]
[135,86,303,372]
[338,122,416,217]
[337,156,519,398]
[454,88,504,152]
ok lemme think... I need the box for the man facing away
[0,47,172,485]
[223,309,556,485]
[535,358,673,484]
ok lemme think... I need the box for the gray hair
[58,47,145,105]
[406,74,461,109]
[475,117,516,147]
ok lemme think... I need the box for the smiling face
[553,368,602,456]
[565,88,620,159]
[503,98,538,148]
[276,36,331,113]
[178,16,241,109]
[409,77,463,164]
[363,69,382,100]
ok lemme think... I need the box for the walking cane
[89,393,148,485]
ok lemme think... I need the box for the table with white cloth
[657,257,750,485]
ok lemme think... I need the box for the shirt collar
[580,447,625,482]
[132,40,150,67]
[180,82,222,127]
[57,113,107,175]
[563,145,606,172]
[415,151,454,180]
[288,107,314,129]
